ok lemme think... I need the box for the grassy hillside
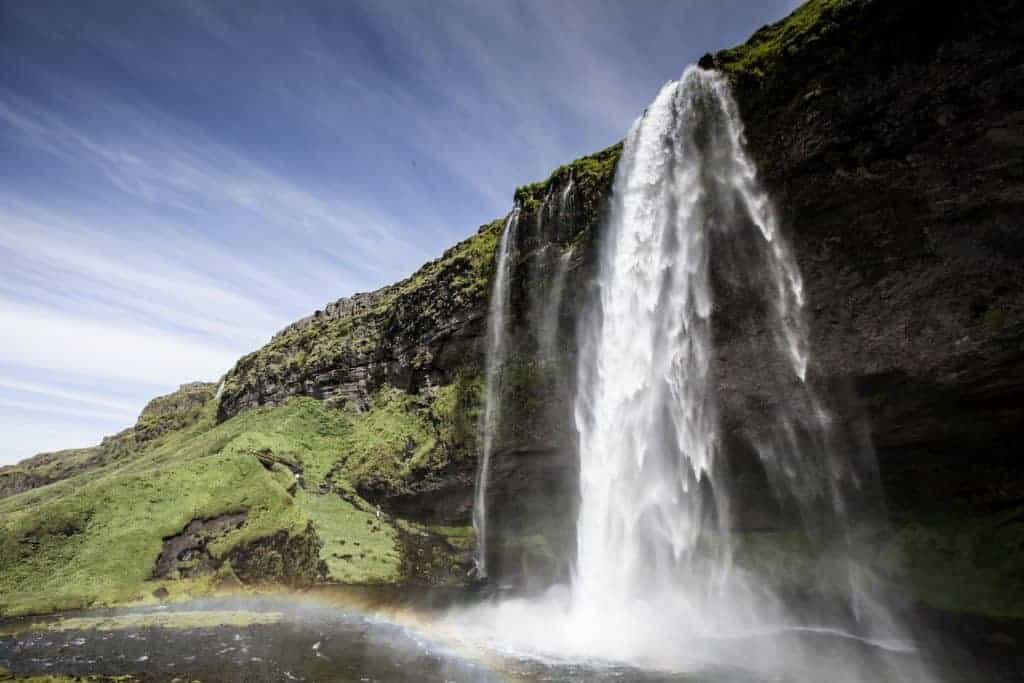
[0,388,475,617]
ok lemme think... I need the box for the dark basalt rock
[227,522,327,587]
[713,0,1024,523]
[152,511,248,580]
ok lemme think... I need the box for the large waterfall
[572,65,809,619]
[455,66,929,681]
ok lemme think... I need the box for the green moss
[0,397,408,617]
[0,674,138,683]
[515,143,622,209]
[980,306,1009,330]
[334,388,438,494]
[876,509,1024,619]
[297,490,401,584]
[730,530,853,599]
[1,610,283,636]
[215,400,350,491]
[730,510,1024,621]
[714,0,857,84]
[430,372,484,457]
[428,525,475,551]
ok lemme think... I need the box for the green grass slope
[0,388,475,617]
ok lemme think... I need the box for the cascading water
[572,65,726,615]
[472,206,520,577]
[539,247,572,361]
[454,66,931,681]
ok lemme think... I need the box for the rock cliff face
[710,0,1024,526]
[708,0,1024,618]
[3,0,1021,620]
[215,145,621,585]
[213,0,1024,610]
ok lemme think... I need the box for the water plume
[456,66,931,681]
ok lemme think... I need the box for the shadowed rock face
[202,0,1024,604]
[710,0,1024,525]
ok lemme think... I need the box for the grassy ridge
[714,0,856,81]
[219,218,506,413]
[0,388,478,617]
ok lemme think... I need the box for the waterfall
[558,171,575,216]
[568,65,895,639]
[472,206,521,577]
[540,247,572,361]
[452,66,926,681]
[571,65,808,613]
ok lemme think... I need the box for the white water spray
[573,67,726,612]
[453,67,928,681]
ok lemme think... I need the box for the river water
[1,596,1015,682]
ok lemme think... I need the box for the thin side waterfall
[536,174,575,360]
[452,66,929,681]
[472,206,520,577]
[527,192,554,354]
[540,247,572,360]
[558,171,575,216]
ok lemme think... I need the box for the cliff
[709,0,1024,617]
[1,0,1021,621]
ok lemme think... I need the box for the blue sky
[0,0,800,464]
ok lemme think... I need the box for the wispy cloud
[0,397,134,424]
[0,88,433,281]
[0,0,799,464]
[0,297,239,387]
[0,377,139,415]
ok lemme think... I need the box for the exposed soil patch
[226,522,327,586]
[152,512,247,579]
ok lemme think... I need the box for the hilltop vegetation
[0,385,475,617]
